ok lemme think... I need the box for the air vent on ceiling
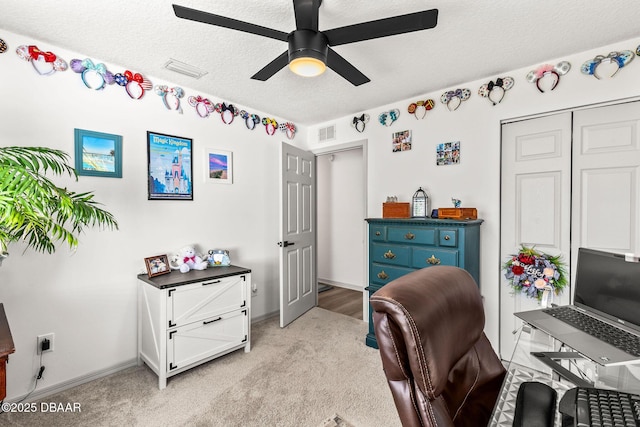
[164,59,208,79]
[318,125,336,143]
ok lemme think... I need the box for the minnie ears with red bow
[16,45,68,75]
[478,77,514,105]
[114,70,153,99]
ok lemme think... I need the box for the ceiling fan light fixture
[289,56,326,77]
[288,30,328,78]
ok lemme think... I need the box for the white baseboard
[10,359,139,403]
[317,278,363,292]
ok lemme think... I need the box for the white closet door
[500,113,572,360]
[572,101,640,270]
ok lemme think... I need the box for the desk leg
[0,355,7,401]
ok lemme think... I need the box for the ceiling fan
[172,1,438,86]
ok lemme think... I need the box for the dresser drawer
[387,227,436,245]
[439,229,458,247]
[370,225,386,242]
[412,248,458,268]
[371,243,410,267]
[370,263,414,285]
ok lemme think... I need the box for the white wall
[316,149,365,290]
[0,29,307,400]
[304,37,640,352]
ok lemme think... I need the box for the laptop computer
[515,247,640,366]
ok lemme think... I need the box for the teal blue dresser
[365,218,483,348]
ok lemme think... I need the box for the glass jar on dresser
[365,218,483,348]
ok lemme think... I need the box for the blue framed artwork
[74,128,122,178]
[147,131,193,200]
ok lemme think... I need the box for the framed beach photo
[144,254,171,278]
[147,131,193,200]
[204,148,233,184]
[74,128,122,178]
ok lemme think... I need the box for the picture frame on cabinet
[144,254,171,278]
[147,131,193,200]
[203,148,233,184]
[74,128,122,178]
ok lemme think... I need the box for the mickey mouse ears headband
[351,114,370,132]
[526,61,571,92]
[478,77,514,105]
[0,38,7,54]
[581,50,634,79]
[407,99,435,119]
[440,88,470,111]
[378,109,399,126]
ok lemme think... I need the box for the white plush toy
[175,245,208,273]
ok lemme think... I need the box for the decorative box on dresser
[137,266,251,389]
[365,218,483,348]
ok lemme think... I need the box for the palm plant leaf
[0,146,118,254]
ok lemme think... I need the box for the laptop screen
[574,247,640,331]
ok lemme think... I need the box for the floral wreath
[503,245,567,301]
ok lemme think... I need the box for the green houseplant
[0,146,118,262]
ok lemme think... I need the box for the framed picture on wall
[436,141,461,165]
[147,131,193,200]
[74,128,122,178]
[143,254,171,278]
[204,148,233,184]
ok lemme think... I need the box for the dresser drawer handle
[202,280,221,286]
[383,250,396,259]
[375,231,381,236]
[444,235,450,241]
[404,233,415,240]
[203,317,222,325]
[377,271,389,280]
[427,255,441,265]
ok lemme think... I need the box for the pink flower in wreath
[543,267,555,278]
[534,278,547,289]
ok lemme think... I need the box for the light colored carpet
[2,308,401,427]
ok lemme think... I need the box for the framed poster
[74,128,122,178]
[147,131,193,200]
[204,148,233,184]
[436,141,461,165]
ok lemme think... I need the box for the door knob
[277,241,295,247]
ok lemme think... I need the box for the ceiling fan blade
[293,0,321,31]
[324,9,438,46]
[173,4,289,42]
[251,51,290,81]
[326,48,370,86]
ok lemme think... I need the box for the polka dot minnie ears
[526,61,571,92]
[407,99,435,119]
[114,70,153,99]
[478,77,514,105]
[16,45,68,76]
[0,38,7,54]
[351,114,370,133]
[440,88,470,111]
[279,122,296,140]
[581,50,634,79]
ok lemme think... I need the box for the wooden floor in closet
[318,286,363,320]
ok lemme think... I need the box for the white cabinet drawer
[167,309,248,371]
[167,274,248,328]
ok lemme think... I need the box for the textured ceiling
[2,1,640,125]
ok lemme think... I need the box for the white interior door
[500,113,572,359]
[279,142,317,327]
[572,101,640,268]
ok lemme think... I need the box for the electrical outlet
[37,333,54,354]
[252,282,258,295]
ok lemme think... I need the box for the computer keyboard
[574,387,640,427]
[543,306,640,357]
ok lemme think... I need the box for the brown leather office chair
[370,266,506,427]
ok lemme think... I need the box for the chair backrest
[371,266,506,427]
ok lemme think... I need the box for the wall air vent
[163,59,208,79]
[318,125,336,143]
